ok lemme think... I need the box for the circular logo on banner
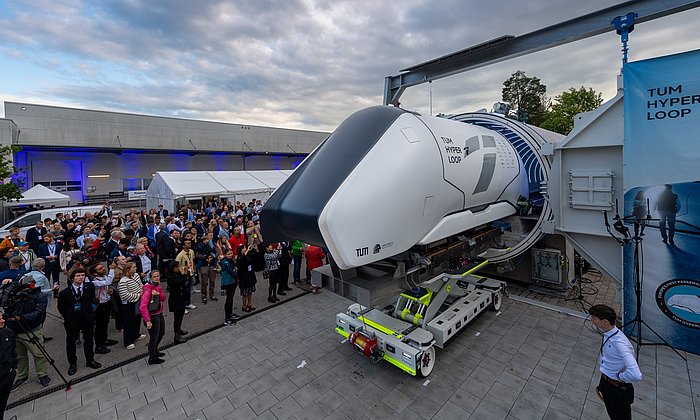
[655,279,700,329]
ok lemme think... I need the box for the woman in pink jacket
[140,270,167,365]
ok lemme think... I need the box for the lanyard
[600,330,619,354]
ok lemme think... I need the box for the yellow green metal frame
[357,315,404,339]
[461,259,489,277]
[399,289,433,306]
[335,327,416,376]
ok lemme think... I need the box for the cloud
[1,0,700,131]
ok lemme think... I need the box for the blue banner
[623,50,700,355]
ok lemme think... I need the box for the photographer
[0,312,15,419]
[2,274,51,390]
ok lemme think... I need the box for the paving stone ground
[5,290,699,420]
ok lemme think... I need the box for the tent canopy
[8,184,70,206]
[146,170,293,211]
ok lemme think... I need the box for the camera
[0,281,33,317]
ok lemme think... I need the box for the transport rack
[335,260,505,377]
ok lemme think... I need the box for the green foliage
[0,145,24,202]
[502,70,549,126]
[540,87,604,134]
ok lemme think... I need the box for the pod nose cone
[261,106,406,246]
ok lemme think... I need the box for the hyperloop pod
[261,106,559,270]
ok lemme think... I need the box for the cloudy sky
[2,0,700,132]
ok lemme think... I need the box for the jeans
[186,275,193,305]
[223,283,236,318]
[147,314,165,358]
[268,269,279,299]
[292,255,302,282]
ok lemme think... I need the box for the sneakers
[11,378,27,391]
[137,334,147,340]
[184,309,190,315]
[224,319,235,326]
[192,288,202,293]
[39,376,51,387]
[105,339,119,346]
[202,298,208,305]
[209,296,219,301]
[126,343,136,350]
[186,304,197,310]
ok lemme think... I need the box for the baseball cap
[18,241,29,246]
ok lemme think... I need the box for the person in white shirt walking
[589,304,642,420]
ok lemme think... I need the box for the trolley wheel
[490,289,503,311]
[417,346,436,377]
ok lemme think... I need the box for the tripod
[622,220,686,361]
[11,299,72,391]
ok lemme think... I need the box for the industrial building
[0,101,329,205]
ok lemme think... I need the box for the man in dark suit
[157,204,169,218]
[158,230,179,280]
[57,268,102,375]
[25,220,47,254]
[37,233,63,288]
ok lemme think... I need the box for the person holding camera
[89,261,119,353]
[0,312,17,420]
[195,235,218,304]
[57,269,102,376]
[2,274,50,390]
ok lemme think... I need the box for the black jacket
[7,288,48,334]
[0,327,16,377]
[167,272,188,313]
[57,282,97,325]
[159,236,178,261]
[25,226,47,253]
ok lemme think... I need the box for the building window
[122,178,152,191]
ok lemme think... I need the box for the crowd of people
[0,199,327,400]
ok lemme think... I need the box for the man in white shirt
[589,304,642,420]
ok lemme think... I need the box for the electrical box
[531,248,562,284]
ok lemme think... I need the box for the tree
[502,70,548,126]
[540,87,603,134]
[0,145,24,202]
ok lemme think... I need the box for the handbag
[147,295,161,313]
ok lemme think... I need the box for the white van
[0,205,104,239]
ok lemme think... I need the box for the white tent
[146,170,293,212]
[7,184,71,206]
